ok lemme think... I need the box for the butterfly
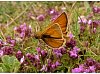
[34,12,68,48]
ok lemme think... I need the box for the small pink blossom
[34,55,40,60]
[0,50,3,57]
[20,56,25,64]
[68,33,75,39]
[37,14,45,21]
[78,16,87,24]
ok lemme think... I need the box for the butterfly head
[34,32,42,39]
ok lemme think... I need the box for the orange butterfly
[34,12,68,48]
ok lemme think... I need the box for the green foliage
[0,55,20,73]
[84,2,92,15]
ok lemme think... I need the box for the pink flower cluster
[14,23,32,39]
[72,58,100,73]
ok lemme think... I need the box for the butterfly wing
[42,23,63,39]
[51,12,68,35]
[43,38,64,48]
[42,23,64,48]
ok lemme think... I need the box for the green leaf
[0,67,4,72]
[1,55,20,72]
[2,64,10,72]
[11,56,20,72]
[1,55,10,65]
[84,2,92,14]
[61,54,69,67]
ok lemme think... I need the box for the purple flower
[40,65,47,72]
[80,26,85,33]
[48,8,59,21]
[20,56,25,64]
[0,50,3,57]
[0,39,3,48]
[10,39,16,46]
[20,23,26,29]
[7,39,16,47]
[72,68,82,73]
[14,23,32,39]
[69,50,78,59]
[20,32,25,38]
[88,20,92,25]
[53,49,62,58]
[3,42,7,45]
[69,46,80,59]
[37,14,45,21]
[21,28,27,33]
[83,66,96,73]
[16,50,23,61]
[14,26,21,33]
[72,64,89,73]
[53,48,61,53]
[41,50,47,58]
[6,36,11,41]
[46,59,61,72]
[34,61,41,69]
[93,6,98,13]
[55,52,62,58]
[55,61,61,66]
[49,9,55,15]
[14,27,18,31]
[92,6,100,14]
[36,47,41,54]
[89,66,96,72]
[65,39,76,48]
[36,48,47,59]
[95,62,100,70]
[48,8,58,15]
[51,15,59,21]
[59,47,66,54]
[87,13,93,19]
[2,46,13,55]
[85,58,96,67]
[73,46,80,52]
[93,28,96,33]
[47,59,52,67]
[71,58,100,73]
[78,16,87,24]
[34,54,40,61]
[29,25,32,30]
[92,20,100,28]
[6,36,16,46]
[79,64,84,71]
[84,68,90,73]
[68,33,74,39]
[51,64,56,69]
[47,61,61,70]
[26,53,35,63]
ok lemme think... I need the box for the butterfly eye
[34,31,42,39]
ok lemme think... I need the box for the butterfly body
[35,32,60,39]
[34,12,68,48]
